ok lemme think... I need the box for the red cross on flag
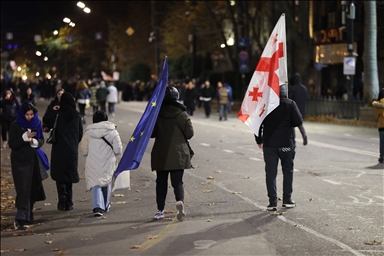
[238,14,288,135]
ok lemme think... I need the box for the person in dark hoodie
[255,84,303,212]
[151,86,194,221]
[50,92,83,211]
[1,88,21,148]
[288,73,308,145]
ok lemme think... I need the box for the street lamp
[69,22,76,27]
[63,17,71,23]
[44,57,48,61]
[83,7,91,13]
[77,1,85,8]
[36,51,42,56]
[53,30,58,35]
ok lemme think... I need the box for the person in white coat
[106,82,118,117]
[80,110,122,216]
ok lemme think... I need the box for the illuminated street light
[17,66,22,71]
[53,30,59,35]
[77,1,85,8]
[220,44,225,48]
[63,17,71,23]
[227,37,234,46]
[69,22,76,27]
[36,51,42,56]
[36,72,40,77]
[84,7,91,13]
[44,57,48,61]
[22,75,27,81]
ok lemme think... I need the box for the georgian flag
[238,14,288,135]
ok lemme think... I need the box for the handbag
[46,114,58,144]
[173,119,194,159]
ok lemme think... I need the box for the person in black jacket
[42,88,64,132]
[50,92,83,211]
[255,84,303,212]
[151,86,194,221]
[1,88,21,148]
[289,73,308,145]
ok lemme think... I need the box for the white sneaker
[154,210,164,220]
[176,201,185,222]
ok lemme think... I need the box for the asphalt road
[1,99,383,256]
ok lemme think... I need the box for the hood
[85,121,116,139]
[159,101,186,119]
[290,73,301,85]
[2,87,16,97]
[280,84,288,98]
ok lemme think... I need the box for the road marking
[356,171,366,178]
[187,171,365,256]
[249,157,262,161]
[200,143,210,147]
[323,179,341,185]
[223,149,234,153]
[139,218,181,250]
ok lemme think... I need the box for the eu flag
[113,57,168,180]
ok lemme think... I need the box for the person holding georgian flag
[238,14,303,212]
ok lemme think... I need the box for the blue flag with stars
[114,57,168,179]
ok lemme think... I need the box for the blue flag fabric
[113,58,168,179]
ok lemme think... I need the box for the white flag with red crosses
[238,14,288,135]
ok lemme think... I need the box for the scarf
[16,107,50,170]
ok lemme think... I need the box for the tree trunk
[363,1,379,103]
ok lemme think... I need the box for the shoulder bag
[46,114,58,144]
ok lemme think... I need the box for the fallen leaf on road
[135,190,140,192]
[13,249,25,252]
[1,215,9,220]
[45,240,53,244]
[214,170,221,173]
[80,238,92,240]
[75,198,88,202]
[131,227,139,229]
[270,212,286,216]
[112,194,124,197]
[131,245,142,249]
[206,180,216,184]
[205,202,216,206]
[364,240,382,245]
[348,227,353,230]
[232,192,242,194]
[134,198,141,201]
[44,203,51,206]
[52,248,60,251]
[294,224,306,227]
[111,201,126,205]
[57,250,69,255]
[34,208,42,211]
[309,198,313,201]
[207,219,212,222]
[7,196,13,200]
[206,176,214,179]
[244,176,250,179]
[202,190,213,193]
[0,249,10,253]
[145,235,157,239]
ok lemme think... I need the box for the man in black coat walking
[289,73,308,145]
[255,84,303,211]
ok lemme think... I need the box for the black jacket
[255,98,303,148]
[288,74,308,118]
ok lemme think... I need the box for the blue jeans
[379,130,384,160]
[108,102,116,114]
[263,147,295,205]
[92,184,111,211]
[219,104,227,120]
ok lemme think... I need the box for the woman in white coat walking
[80,110,122,216]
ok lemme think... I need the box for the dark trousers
[203,101,211,117]
[263,147,295,205]
[99,101,107,112]
[2,119,13,141]
[56,182,73,208]
[156,169,184,211]
[78,103,86,117]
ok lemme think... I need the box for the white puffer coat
[81,121,122,190]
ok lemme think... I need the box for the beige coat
[372,99,384,129]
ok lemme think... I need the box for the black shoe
[282,199,296,208]
[103,204,111,213]
[93,208,103,217]
[379,158,383,164]
[303,135,308,146]
[57,196,66,211]
[267,204,277,212]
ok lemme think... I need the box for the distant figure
[372,88,384,164]
[217,81,229,121]
[223,83,233,113]
[89,81,100,114]
[21,87,36,106]
[199,80,215,118]
[184,80,197,116]
[81,110,122,217]
[1,88,21,148]
[289,73,308,145]
[75,80,90,124]
[106,82,118,117]
[96,81,109,112]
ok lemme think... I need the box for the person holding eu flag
[151,86,194,221]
